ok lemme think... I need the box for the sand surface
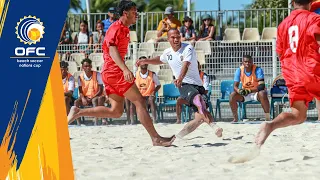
[69,122,320,180]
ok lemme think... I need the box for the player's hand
[123,68,134,83]
[135,59,146,67]
[174,78,182,88]
[238,89,251,96]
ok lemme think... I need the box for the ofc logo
[15,15,45,56]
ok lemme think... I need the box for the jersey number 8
[289,25,299,53]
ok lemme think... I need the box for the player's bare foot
[68,106,81,124]
[152,135,176,146]
[255,122,273,147]
[215,127,223,137]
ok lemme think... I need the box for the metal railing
[66,8,291,42]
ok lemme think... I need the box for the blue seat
[270,85,289,119]
[158,84,180,121]
[72,87,79,100]
[215,80,241,121]
[183,84,214,123]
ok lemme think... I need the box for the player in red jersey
[255,0,320,147]
[68,1,175,146]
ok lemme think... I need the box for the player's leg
[65,96,72,115]
[255,100,308,147]
[91,97,99,125]
[176,112,204,139]
[229,92,245,122]
[148,96,157,123]
[125,98,132,124]
[68,94,125,124]
[175,97,188,124]
[180,84,222,137]
[124,84,175,146]
[257,90,271,121]
[73,98,84,125]
[130,100,136,124]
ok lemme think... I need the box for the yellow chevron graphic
[0,0,10,37]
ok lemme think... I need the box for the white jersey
[160,43,202,86]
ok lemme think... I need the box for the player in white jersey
[136,28,223,139]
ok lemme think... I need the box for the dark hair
[199,20,214,38]
[60,61,69,68]
[118,0,137,16]
[243,55,253,60]
[81,58,92,65]
[294,0,312,5]
[80,20,90,43]
[139,56,147,59]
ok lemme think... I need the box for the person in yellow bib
[175,61,209,124]
[74,58,105,125]
[127,56,161,124]
[61,61,75,115]
[229,55,270,122]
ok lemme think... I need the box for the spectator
[74,58,105,125]
[126,56,161,124]
[198,14,215,41]
[175,61,209,124]
[229,55,270,122]
[180,16,196,42]
[73,20,93,57]
[102,7,116,32]
[156,6,181,42]
[93,20,105,53]
[61,61,75,115]
[59,22,72,60]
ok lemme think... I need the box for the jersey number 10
[289,25,299,53]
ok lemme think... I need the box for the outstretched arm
[136,56,164,66]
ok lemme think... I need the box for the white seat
[70,53,86,70]
[157,42,171,51]
[195,41,212,55]
[144,31,158,42]
[89,53,104,71]
[242,28,260,42]
[261,27,277,40]
[130,31,138,42]
[223,28,241,42]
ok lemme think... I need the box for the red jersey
[102,20,130,73]
[277,10,320,85]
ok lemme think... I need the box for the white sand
[69,122,320,180]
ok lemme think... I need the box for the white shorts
[243,92,258,102]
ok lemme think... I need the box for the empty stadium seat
[151,51,164,58]
[144,30,158,42]
[70,53,86,70]
[261,27,277,40]
[130,31,138,42]
[223,28,241,42]
[195,41,212,55]
[73,71,83,83]
[138,42,155,58]
[242,28,260,42]
[148,64,160,74]
[68,61,78,75]
[196,50,206,65]
[89,53,104,71]
[157,42,171,51]
[158,69,174,82]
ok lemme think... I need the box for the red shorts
[102,71,135,97]
[287,76,320,107]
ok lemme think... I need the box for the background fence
[57,39,319,123]
[66,8,291,42]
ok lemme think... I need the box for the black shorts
[178,83,208,112]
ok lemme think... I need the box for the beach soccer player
[136,28,223,139]
[255,0,320,147]
[67,1,175,146]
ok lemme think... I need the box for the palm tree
[70,0,82,11]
